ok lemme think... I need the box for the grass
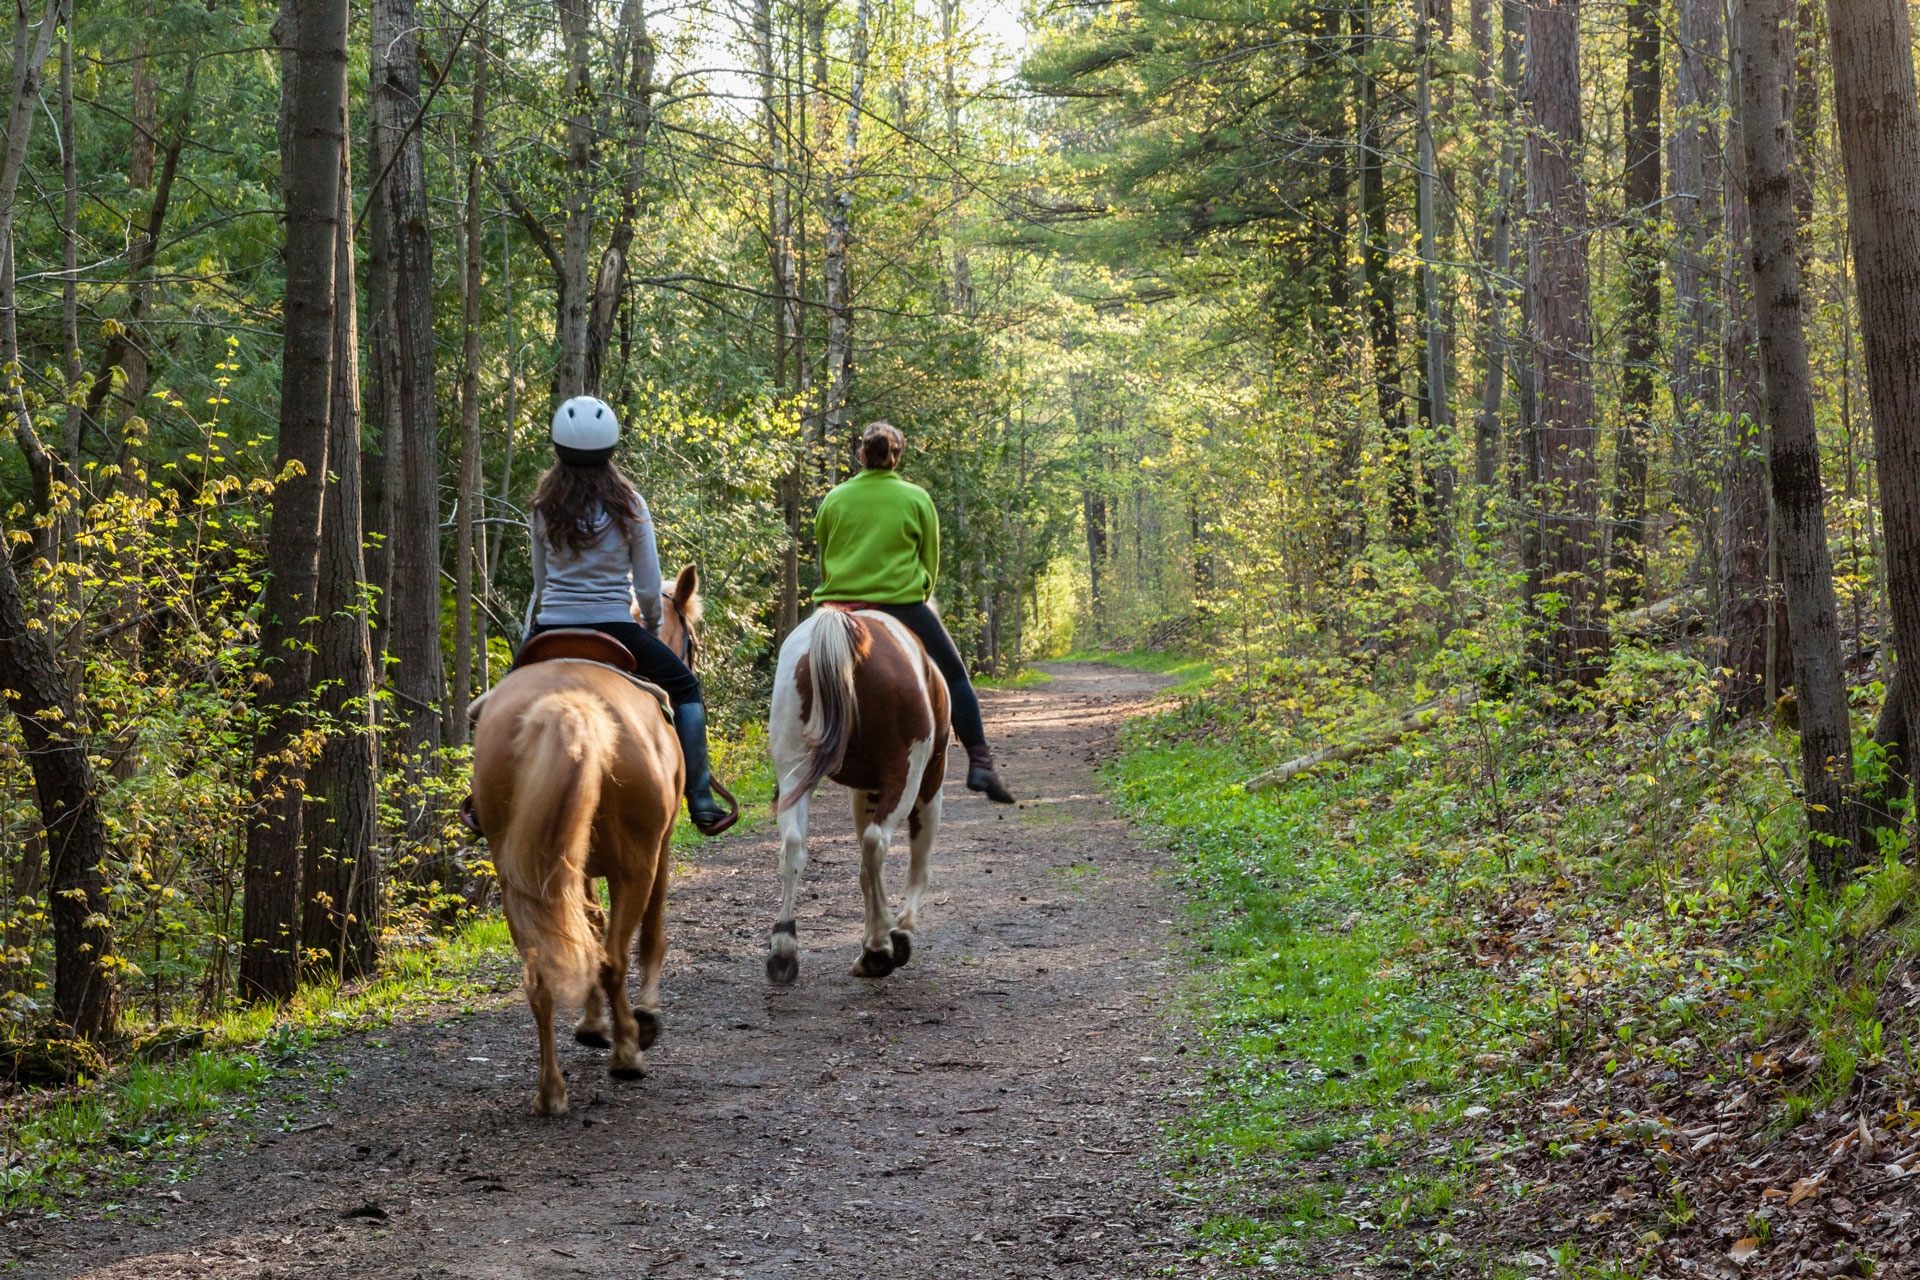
[975,666,1056,689]
[1,914,522,1212]
[1102,647,1920,1269]
[6,714,780,1217]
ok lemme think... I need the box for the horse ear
[674,563,700,609]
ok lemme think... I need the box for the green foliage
[1108,648,1920,1264]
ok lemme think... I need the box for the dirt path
[34,663,1192,1280]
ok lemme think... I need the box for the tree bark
[0,0,114,1038]
[822,0,870,446]
[1736,0,1858,881]
[1415,0,1449,530]
[301,132,379,980]
[453,16,487,748]
[373,0,444,823]
[1825,0,1920,834]
[583,0,655,399]
[1671,0,1724,562]
[1522,0,1607,682]
[241,0,347,1002]
[1359,4,1410,537]
[1719,37,1774,720]
[557,0,594,396]
[1610,0,1658,610]
[1473,0,1521,490]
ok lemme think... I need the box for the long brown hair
[532,461,642,554]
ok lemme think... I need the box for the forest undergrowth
[1106,649,1920,1277]
[0,917,518,1213]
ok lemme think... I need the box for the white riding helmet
[550,395,620,465]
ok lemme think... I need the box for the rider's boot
[676,701,739,835]
[966,744,1016,804]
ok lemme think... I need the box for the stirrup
[691,778,741,836]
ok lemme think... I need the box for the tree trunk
[1824,0,1920,833]
[1415,0,1449,531]
[0,0,114,1038]
[822,0,870,446]
[1736,0,1858,881]
[1610,0,1658,610]
[584,0,655,399]
[362,9,398,672]
[1473,0,1522,490]
[556,0,594,397]
[1359,5,1409,537]
[1522,0,1607,683]
[302,134,379,980]
[241,0,347,1002]
[373,0,444,826]
[758,0,801,642]
[1719,37,1774,719]
[1671,0,1724,569]
[452,18,487,748]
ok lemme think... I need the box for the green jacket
[813,468,940,604]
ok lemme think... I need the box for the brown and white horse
[766,606,950,984]
[470,566,704,1115]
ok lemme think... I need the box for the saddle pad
[468,660,674,724]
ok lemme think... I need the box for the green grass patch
[1104,647,1919,1267]
[976,666,1057,689]
[2,917,517,1212]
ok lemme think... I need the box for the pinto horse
[766,605,950,984]
[470,565,704,1115]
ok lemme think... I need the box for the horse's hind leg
[527,969,568,1116]
[599,868,651,1080]
[891,790,941,965]
[573,871,613,1048]
[628,825,674,1053]
[850,791,899,978]
[767,793,809,986]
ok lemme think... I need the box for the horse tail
[776,610,863,812]
[494,689,615,1006]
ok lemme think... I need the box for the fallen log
[1245,693,1470,791]
[1613,589,1709,637]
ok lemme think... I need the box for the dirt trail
[33,663,1192,1280]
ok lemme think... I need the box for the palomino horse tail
[776,609,863,812]
[495,689,615,1006]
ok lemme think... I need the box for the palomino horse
[470,565,704,1115]
[766,605,950,984]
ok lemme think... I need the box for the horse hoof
[573,1026,612,1049]
[854,948,896,978]
[633,1009,661,1051]
[767,952,799,985]
[534,1093,569,1118]
[888,930,913,967]
[609,1062,646,1081]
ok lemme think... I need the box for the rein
[663,597,700,667]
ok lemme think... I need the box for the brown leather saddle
[461,628,740,837]
[516,627,639,672]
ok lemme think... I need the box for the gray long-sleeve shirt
[524,497,663,632]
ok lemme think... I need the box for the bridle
[662,596,700,668]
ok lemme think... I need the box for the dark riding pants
[519,620,703,708]
[865,602,986,750]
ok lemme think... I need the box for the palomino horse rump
[470,567,702,1115]
[766,606,950,983]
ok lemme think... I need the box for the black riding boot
[675,702,738,835]
[966,744,1016,804]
